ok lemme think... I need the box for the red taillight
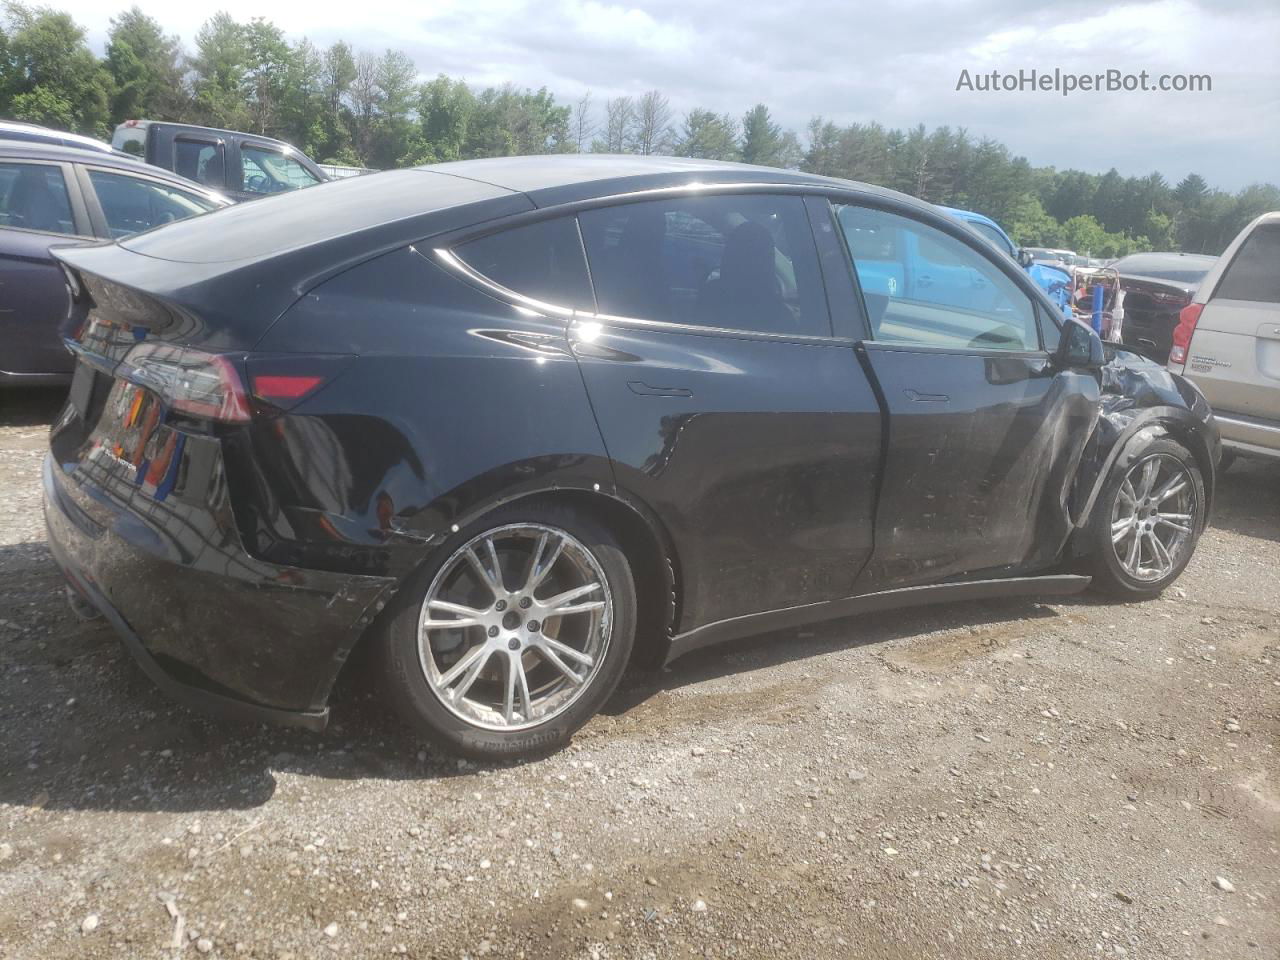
[245,355,351,410]
[1170,303,1203,366]
[119,343,251,422]
[250,374,325,403]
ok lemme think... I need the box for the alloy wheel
[417,523,613,731]
[1109,453,1198,583]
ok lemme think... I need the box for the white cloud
[54,0,1280,189]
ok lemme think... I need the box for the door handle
[904,388,949,402]
[628,380,692,398]
[917,275,933,287]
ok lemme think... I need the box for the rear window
[454,216,595,311]
[120,170,511,264]
[1214,223,1280,304]
[113,125,147,157]
[1112,254,1216,284]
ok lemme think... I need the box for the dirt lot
[0,387,1277,960]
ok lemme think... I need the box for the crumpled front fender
[1071,348,1219,535]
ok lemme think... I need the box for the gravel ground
[1,387,1277,960]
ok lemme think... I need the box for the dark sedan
[44,156,1219,759]
[1113,252,1217,363]
[0,141,229,386]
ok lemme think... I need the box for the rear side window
[174,139,225,188]
[0,162,75,235]
[454,216,595,311]
[1214,224,1280,303]
[578,194,831,337]
[88,170,220,238]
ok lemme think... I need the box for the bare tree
[601,96,634,153]
[631,90,673,156]
[571,91,595,153]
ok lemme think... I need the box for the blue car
[939,206,1073,319]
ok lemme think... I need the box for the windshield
[241,145,321,194]
[965,220,1014,257]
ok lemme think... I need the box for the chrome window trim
[431,184,858,345]
[430,247,577,319]
[431,245,853,347]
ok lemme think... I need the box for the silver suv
[1169,212,1280,466]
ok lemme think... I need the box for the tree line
[2,2,1275,257]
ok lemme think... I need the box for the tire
[1088,438,1205,599]
[379,501,636,760]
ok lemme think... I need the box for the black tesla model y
[44,156,1219,758]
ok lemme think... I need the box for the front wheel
[379,502,636,760]
[1088,438,1205,598]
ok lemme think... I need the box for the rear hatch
[48,167,528,516]
[1182,222,1280,424]
[1118,276,1194,363]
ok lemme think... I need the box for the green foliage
[740,103,784,166]
[1,1,109,136]
[106,7,184,122]
[675,108,738,160]
[801,116,1270,256]
[0,4,1271,256]
[188,12,250,130]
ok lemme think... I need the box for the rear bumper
[42,453,396,728]
[1215,411,1280,461]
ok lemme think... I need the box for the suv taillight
[119,342,251,422]
[1170,303,1202,366]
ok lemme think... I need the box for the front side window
[1214,223,1280,304]
[834,204,1039,352]
[0,162,75,235]
[88,170,220,238]
[578,194,831,337]
[454,216,595,312]
[174,139,225,188]
[241,146,320,195]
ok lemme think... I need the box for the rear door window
[174,139,225,189]
[0,162,76,235]
[578,193,831,337]
[454,216,596,312]
[87,170,220,238]
[1214,223,1280,303]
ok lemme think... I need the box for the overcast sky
[59,0,1279,189]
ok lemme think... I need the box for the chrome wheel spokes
[1110,454,1197,583]
[417,524,612,731]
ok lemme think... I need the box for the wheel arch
[336,483,681,697]
[1075,406,1216,538]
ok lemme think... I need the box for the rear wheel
[380,502,636,760]
[1088,438,1204,598]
